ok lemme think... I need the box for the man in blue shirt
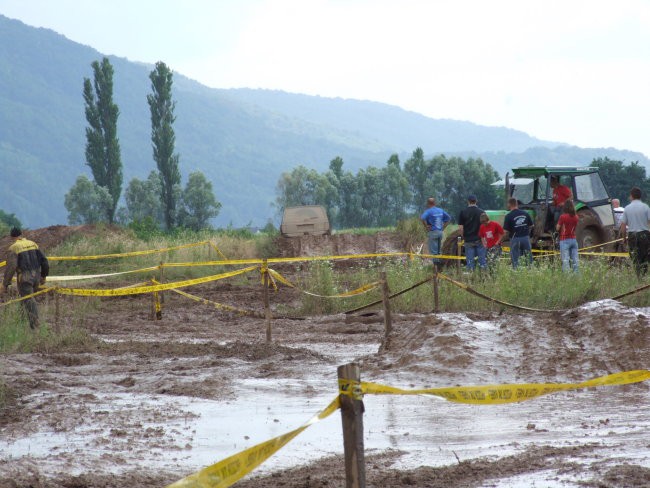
[503,198,534,268]
[420,197,451,265]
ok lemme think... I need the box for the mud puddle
[2,297,650,486]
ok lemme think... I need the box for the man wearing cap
[458,194,486,271]
[420,197,451,266]
[1,227,49,329]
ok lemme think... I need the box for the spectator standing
[612,198,625,229]
[458,195,486,271]
[620,187,650,277]
[0,227,49,330]
[556,200,579,272]
[550,176,573,228]
[420,197,451,266]
[479,213,505,268]
[503,198,534,268]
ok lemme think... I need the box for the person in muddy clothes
[0,227,49,329]
[620,186,650,277]
[420,197,451,266]
[458,195,486,271]
[479,212,504,269]
[503,198,533,268]
[556,199,579,272]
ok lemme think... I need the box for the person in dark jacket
[1,227,49,329]
[458,194,486,270]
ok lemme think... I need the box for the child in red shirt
[479,213,505,268]
[556,200,579,272]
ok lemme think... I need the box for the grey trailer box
[280,205,330,237]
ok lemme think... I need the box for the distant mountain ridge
[0,14,648,228]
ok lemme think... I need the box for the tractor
[441,166,617,256]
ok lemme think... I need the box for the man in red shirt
[479,213,505,268]
[550,176,573,229]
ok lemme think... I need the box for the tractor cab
[507,166,615,248]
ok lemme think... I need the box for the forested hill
[1,15,648,228]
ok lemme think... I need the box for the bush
[396,216,426,252]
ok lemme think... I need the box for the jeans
[509,235,532,268]
[464,241,486,270]
[628,231,650,277]
[559,238,579,272]
[427,230,444,264]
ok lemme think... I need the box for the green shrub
[396,217,426,252]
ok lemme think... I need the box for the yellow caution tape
[169,286,263,317]
[418,253,465,261]
[0,287,55,308]
[49,240,212,261]
[579,237,623,252]
[162,252,414,268]
[578,251,629,257]
[209,241,229,260]
[0,260,5,268]
[54,266,258,297]
[166,397,341,488]
[342,370,650,405]
[437,273,559,312]
[167,368,649,488]
[47,265,161,282]
[268,268,380,298]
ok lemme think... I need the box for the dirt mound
[364,300,650,386]
[0,224,120,263]
[275,231,405,258]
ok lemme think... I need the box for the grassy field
[2,225,645,334]
[292,256,646,315]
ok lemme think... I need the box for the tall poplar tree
[83,57,122,223]
[147,61,181,230]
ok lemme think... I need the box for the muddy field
[1,270,650,488]
[1,229,650,487]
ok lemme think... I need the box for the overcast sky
[2,0,650,157]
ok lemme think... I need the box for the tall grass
[48,228,278,284]
[0,298,99,353]
[290,257,648,315]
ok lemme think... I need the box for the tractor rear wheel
[576,211,603,250]
[441,229,464,266]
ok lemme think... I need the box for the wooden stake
[338,363,366,488]
[456,236,462,272]
[159,261,165,305]
[150,277,156,320]
[380,271,392,339]
[263,259,272,343]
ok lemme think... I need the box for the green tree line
[64,58,221,231]
[276,149,503,228]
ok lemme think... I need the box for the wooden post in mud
[150,278,161,320]
[456,236,462,272]
[150,277,155,320]
[338,362,366,488]
[380,271,392,338]
[433,265,440,313]
[263,259,272,343]
[159,261,165,305]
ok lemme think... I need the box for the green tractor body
[442,166,616,257]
